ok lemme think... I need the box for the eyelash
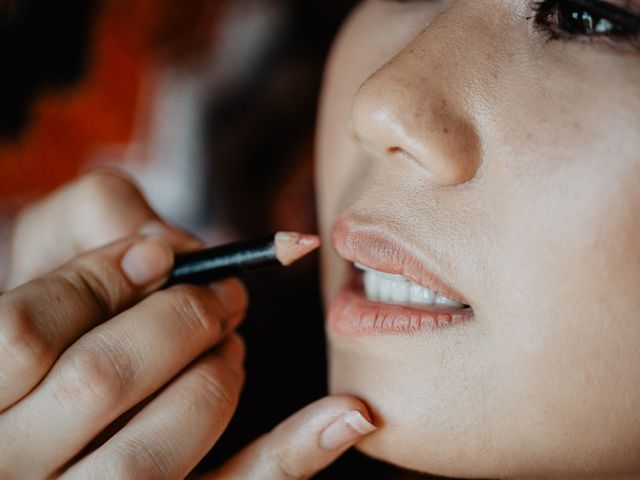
[532,0,640,47]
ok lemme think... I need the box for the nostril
[387,146,416,161]
[386,146,421,167]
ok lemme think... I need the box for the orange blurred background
[0,0,230,203]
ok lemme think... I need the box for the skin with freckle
[315,1,640,478]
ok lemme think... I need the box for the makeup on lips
[327,217,473,337]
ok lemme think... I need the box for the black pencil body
[165,235,277,287]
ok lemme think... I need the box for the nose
[351,16,481,186]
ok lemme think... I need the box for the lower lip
[327,274,473,337]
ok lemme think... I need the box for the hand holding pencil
[0,172,375,479]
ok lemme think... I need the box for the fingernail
[319,410,377,451]
[209,279,248,318]
[122,238,174,287]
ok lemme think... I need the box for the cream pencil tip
[274,232,321,266]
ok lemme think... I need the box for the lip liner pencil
[164,231,320,287]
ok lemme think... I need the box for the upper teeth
[355,263,465,308]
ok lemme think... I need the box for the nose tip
[351,61,481,186]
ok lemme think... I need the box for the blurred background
[0,0,409,477]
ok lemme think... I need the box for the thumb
[207,396,377,480]
[5,169,200,288]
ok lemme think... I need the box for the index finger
[0,235,173,411]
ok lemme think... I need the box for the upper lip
[331,214,470,306]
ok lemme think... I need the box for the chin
[327,342,487,480]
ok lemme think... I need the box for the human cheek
[492,204,640,472]
[485,104,640,470]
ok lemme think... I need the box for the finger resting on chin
[210,396,377,480]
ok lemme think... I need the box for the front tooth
[391,281,410,303]
[357,264,465,308]
[363,271,379,301]
[378,276,392,302]
[435,294,465,308]
[409,283,435,305]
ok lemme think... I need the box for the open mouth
[356,263,467,308]
[327,214,474,337]
[327,265,473,337]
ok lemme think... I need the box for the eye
[554,3,620,34]
[533,0,640,40]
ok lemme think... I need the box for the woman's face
[315,0,640,477]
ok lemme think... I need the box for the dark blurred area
[0,0,410,478]
[0,0,100,138]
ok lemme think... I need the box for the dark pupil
[557,4,616,34]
